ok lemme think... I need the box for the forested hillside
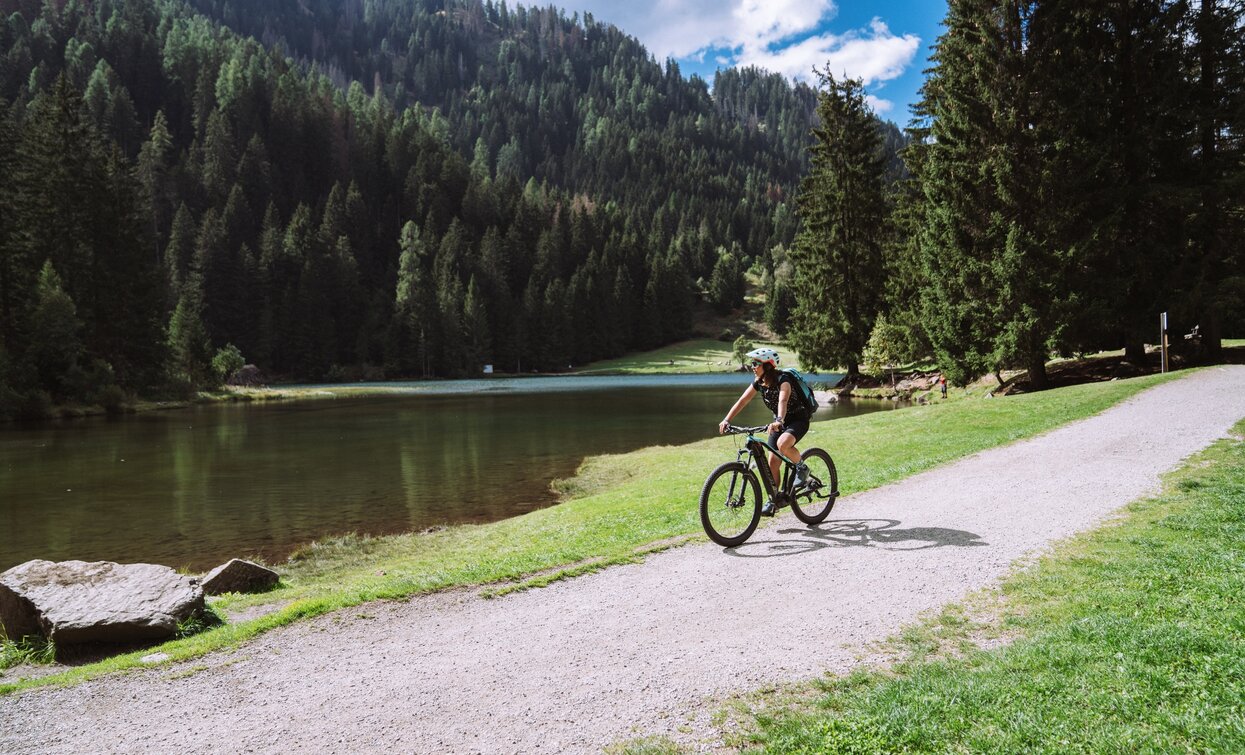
[0,0,850,417]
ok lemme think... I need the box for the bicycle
[699,424,840,547]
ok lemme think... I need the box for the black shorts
[769,416,810,448]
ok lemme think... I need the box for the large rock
[200,559,279,596]
[0,560,205,645]
[227,364,265,387]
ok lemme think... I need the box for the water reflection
[1,376,903,570]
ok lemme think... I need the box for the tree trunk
[1028,355,1049,391]
[1125,340,1148,367]
[1203,313,1222,363]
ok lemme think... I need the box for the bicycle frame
[737,432,797,502]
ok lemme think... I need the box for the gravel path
[4,367,1244,754]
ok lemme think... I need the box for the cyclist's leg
[766,429,787,484]
[775,431,802,466]
[781,418,812,486]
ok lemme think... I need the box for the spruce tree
[1033,0,1191,367]
[1179,0,1245,358]
[913,0,1067,387]
[788,73,888,377]
[166,275,214,389]
[27,261,84,399]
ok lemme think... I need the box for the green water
[1,374,901,571]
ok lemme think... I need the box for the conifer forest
[0,0,1241,418]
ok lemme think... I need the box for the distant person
[939,374,948,398]
[718,348,810,516]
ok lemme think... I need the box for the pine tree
[463,275,491,369]
[707,247,745,314]
[1179,0,1245,358]
[388,220,434,376]
[166,275,214,388]
[788,73,888,377]
[26,261,84,399]
[1034,0,1191,368]
[0,100,26,356]
[13,74,106,331]
[163,204,197,307]
[136,111,175,265]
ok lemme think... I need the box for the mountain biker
[718,347,811,516]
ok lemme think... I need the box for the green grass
[0,370,1184,695]
[573,339,800,374]
[740,415,1245,754]
[0,637,56,669]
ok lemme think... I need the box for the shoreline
[0,370,1185,696]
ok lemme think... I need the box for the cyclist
[718,347,811,516]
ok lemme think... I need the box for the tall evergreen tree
[788,73,889,377]
[1178,0,1245,358]
[166,274,213,388]
[1034,0,1190,368]
[26,261,84,399]
[137,110,176,265]
[0,100,25,356]
[912,1,1072,387]
[388,220,434,376]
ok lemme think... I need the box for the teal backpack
[781,368,820,414]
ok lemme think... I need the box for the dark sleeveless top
[752,372,809,420]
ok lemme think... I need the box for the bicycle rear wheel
[790,448,838,524]
[699,462,762,547]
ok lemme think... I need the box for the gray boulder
[227,364,265,387]
[200,559,279,596]
[0,560,205,645]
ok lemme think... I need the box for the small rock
[200,559,279,596]
[141,652,170,664]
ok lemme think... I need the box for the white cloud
[736,19,920,87]
[864,94,893,115]
[546,2,919,111]
[550,0,835,60]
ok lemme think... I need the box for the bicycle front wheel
[791,448,838,524]
[699,461,762,547]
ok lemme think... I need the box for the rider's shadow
[724,519,988,558]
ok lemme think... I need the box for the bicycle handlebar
[723,424,773,435]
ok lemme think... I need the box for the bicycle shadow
[724,518,988,558]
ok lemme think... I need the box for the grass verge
[572,339,797,374]
[0,370,1185,696]
[738,416,1245,753]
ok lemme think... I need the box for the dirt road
[3,366,1243,754]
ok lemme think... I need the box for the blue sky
[548,0,948,123]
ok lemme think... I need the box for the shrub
[93,384,128,414]
[211,344,245,385]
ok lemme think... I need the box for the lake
[0,373,903,571]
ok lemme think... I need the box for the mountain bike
[699,424,839,547]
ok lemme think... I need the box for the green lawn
[572,338,800,374]
[0,370,1185,695]
[737,416,1245,754]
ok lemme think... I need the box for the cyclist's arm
[719,385,755,433]
[772,383,793,431]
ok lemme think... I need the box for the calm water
[0,374,902,571]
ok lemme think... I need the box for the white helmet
[745,347,780,367]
